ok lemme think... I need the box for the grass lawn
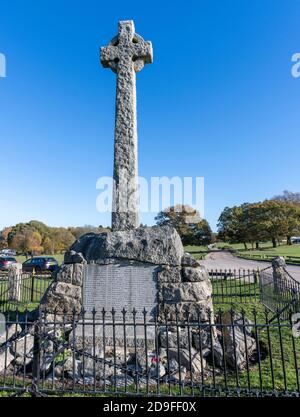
[0,275,53,314]
[241,244,300,258]
[217,241,274,251]
[184,245,210,260]
[212,297,300,393]
[214,242,300,264]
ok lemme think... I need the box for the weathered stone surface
[181,253,201,268]
[10,333,34,363]
[63,357,81,380]
[101,20,153,231]
[79,348,117,379]
[182,266,208,282]
[0,324,22,345]
[149,363,165,378]
[192,329,223,366]
[157,266,182,283]
[162,301,213,322]
[66,226,184,266]
[73,263,85,286]
[64,251,86,264]
[57,264,73,283]
[167,358,179,373]
[40,282,82,314]
[167,348,205,373]
[192,328,215,351]
[8,263,22,301]
[162,281,212,303]
[165,366,187,382]
[159,329,190,349]
[57,263,85,286]
[272,256,286,269]
[0,349,14,372]
[127,350,155,370]
[110,375,135,387]
[271,256,290,293]
[221,312,256,370]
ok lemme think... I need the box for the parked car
[0,249,16,257]
[22,257,59,273]
[291,237,300,244]
[0,257,17,271]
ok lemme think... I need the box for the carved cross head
[101,20,153,73]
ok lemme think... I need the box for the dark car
[0,256,17,271]
[22,257,59,273]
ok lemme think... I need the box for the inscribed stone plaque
[83,261,158,320]
[81,261,158,345]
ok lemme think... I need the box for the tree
[68,225,109,240]
[217,204,251,249]
[155,205,212,245]
[273,190,300,207]
[51,228,76,253]
[218,200,300,248]
[25,230,43,254]
[0,227,12,249]
[9,227,43,254]
[271,201,300,244]
[256,200,300,247]
[192,219,214,246]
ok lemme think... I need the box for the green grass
[214,241,300,264]
[184,245,210,260]
[210,276,300,393]
[217,242,274,251]
[213,301,300,393]
[241,244,300,258]
[0,275,53,314]
[216,241,300,257]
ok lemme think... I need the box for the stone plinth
[8,263,22,302]
[41,226,213,318]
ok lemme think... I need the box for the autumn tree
[0,227,12,249]
[51,228,76,253]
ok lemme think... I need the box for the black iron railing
[210,268,262,305]
[0,307,299,397]
[0,272,53,313]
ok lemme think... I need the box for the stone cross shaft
[101,20,153,231]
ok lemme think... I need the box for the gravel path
[200,251,300,282]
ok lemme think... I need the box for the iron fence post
[32,321,41,386]
[30,272,35,302]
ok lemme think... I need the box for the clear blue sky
[0,0,299,232]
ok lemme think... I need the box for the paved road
[200,251,300,282]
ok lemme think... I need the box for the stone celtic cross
[101,20,153,231]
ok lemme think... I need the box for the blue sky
[0,0,299,231]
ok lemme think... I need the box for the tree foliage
[0,221,110,254]
[273,190,300,207]
[218,200,300,248]
[155,205,214,245]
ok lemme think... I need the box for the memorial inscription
[83,261,158,319]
